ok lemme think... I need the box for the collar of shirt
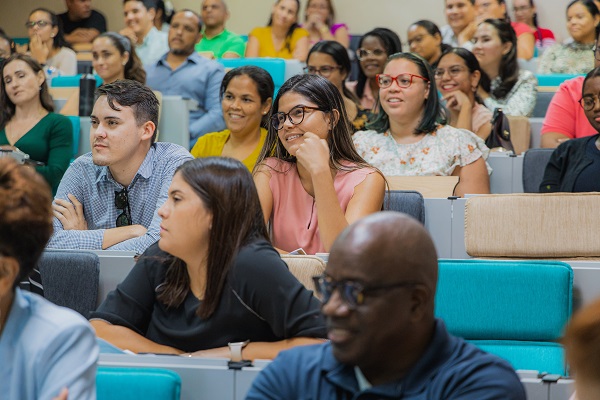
[96,143,156,188]
[0,288,30,348]
[201,28,227,40]
[156,51,205,69]
[140,26,161,48]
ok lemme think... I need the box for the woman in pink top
[254,74,385,254]
[304,0,350,48]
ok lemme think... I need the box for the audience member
[407,20,451,69]
[353,52,490,197]
[254,74,385,254]
[246,212,526,399]
[349,28,403,113]
[154,0,174,32]
[48,80,192,252]
[146,9,226,147]
[0,158,98,400]
[540,66,600,192]
[120,0,169,66]
[58,0,107,45]
[195,0,246,59]
[541,25,600,148]
[0,33,16,61]
[563,297,600,400]
[436,47,493,140]
[306,40,371,131]
[473,18,537,116]
[26,8,77,76]
[60,32,146,116]
[304,0,349,48]
[538,0,599,75]
[191,66,272,170]
[0,54,72,195]
[475,0,536,60]
[245,0,309,61]
[91,157,326,358]
[512,0,556,55]
[441,0,477,51]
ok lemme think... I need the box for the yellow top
[190,128,268,171]
[248,26,309,59]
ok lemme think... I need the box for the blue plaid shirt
[47,142,193,253]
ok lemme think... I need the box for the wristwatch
[228,340,250,362]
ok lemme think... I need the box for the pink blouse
[265,158,374,254]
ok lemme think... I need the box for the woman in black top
[91,157,326,359]
[540,67,600,192]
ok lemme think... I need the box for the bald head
[330,212,438,293]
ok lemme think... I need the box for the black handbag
[485,108,515,153]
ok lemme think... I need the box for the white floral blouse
[353,125,490,176]
[484,69,538,117]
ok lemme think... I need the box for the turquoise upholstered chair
[217,58,286,95]
[67,115,81,160]
[435,259,573,375]
[50,74,103,87]
[97,367,181,400]
[536,74,581,87]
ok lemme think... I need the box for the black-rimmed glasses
[376,73,430,89]
[270,105,326,130]
[312,274,420,309]
[303,65,342,78]
[115,188,132,227]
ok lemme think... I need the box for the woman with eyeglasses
[59,32,146,116]
[348,28,403,114]
[303,0,349,48]
[540,66,600,192]
[253,74,385,254]
[25,8,76,77]
[0,53,73,195]
[407,20,451,70]
[353,52,490,197]
[190,66,273,171]
[91,157,326,359]
[538,0,599,75]
[472,18,537,117]
[512,0,556,55]
[436,48,493,140]
[306,40,370,131]
[246,0,309,61]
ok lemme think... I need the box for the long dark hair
[356,28,403,99]
[478,18,519,100]
[28,8,71,50]
[439,47,486,104]
[0,54,54,130]
[220,65,274,128]
[156,157,270,319]
[268,0,301,55]
[255,74,372,172]
[368,52,445,134]
[95,32,146,84]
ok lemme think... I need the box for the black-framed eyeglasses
[593,46,600,61]
[115,188,132,227]
[579,95,600,111]
[25,20,51,29]
[312,274,420,309]
[270,105,326,131]
[434,66,467,79]
[303,65,342,78]
[356,48,386,61]
[376,73,430,89]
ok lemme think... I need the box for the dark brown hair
[156,157,269,319]
[0,158,53,287]
[0,53,54,130]
[95,32,146,84]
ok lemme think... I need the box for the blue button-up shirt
[146,52,226,147]
[47,142,192,253]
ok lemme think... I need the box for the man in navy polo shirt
[246,212,526,399]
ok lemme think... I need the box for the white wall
[1,0,572,47]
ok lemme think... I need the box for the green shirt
[194,28,246,59]
[0,112,73,195]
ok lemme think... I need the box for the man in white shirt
[120,0,169,65]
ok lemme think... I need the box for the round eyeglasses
[270,105,326,131]
[434,66,467,79]
[579,95,600,111]
[304,65,342,78]
[376,73,430,89]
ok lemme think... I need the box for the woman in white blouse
[472,18,537,117]
[352,52,490,197]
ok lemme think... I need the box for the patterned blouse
[537,42,594,75]
[352,125,490,176]
[484,70,537,117]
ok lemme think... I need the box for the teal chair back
[97,367,181,400]
[536,73,581,87]
[50,74,103,87]
[217,58,286,95]
[435,259,573,375]
[67,115,81,160]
